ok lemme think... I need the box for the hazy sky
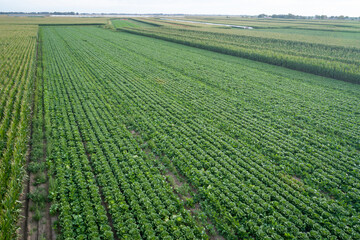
[1,0,359,16]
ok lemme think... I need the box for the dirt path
[18,31,55,240]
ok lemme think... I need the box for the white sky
[1,0,359,17]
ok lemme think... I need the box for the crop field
[0,16,359,240]
[0,24,37,238]
[37,25,360,239]
[147,20,360,48]
[111,19,154,29]
[121,19,360,83]
[0,15,108,25]
[180,16,360,32]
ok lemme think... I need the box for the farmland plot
[38,25,360,239]
[122,26,360,83]
[111,19,155,29]
[36,27,360,239]
[0,24,37,239]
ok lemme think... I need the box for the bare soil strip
[19,30,54,240]
[37,78,52,240]
[18,32,38,240]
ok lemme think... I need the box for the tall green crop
[0,24,37,240]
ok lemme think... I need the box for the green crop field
[111,19,155,29]
[181,16,360,32]
[121,19,360,83]
[0,16,359,240]
[0,24,37,239]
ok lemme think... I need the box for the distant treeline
[0,12,181,16]
[1,12,359,20]
[0,12,79,15]
[258,13,360,20]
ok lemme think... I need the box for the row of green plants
[41,26,360,239]
[0,25,37,239]
[120,26,360,83]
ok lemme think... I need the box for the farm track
[19,35,37,240]
[20,30,54,240]
[21,32,37,240]
[37,26,360,239]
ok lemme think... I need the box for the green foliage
[40,26,207,239]
[0,24,37,239]
[122,26,360,83]
[33,172,47,186]
[111,18,154,29]
[28,161,46,173]
[176,183,191,196]
[39,25,360,240]
[28,188,47,204]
